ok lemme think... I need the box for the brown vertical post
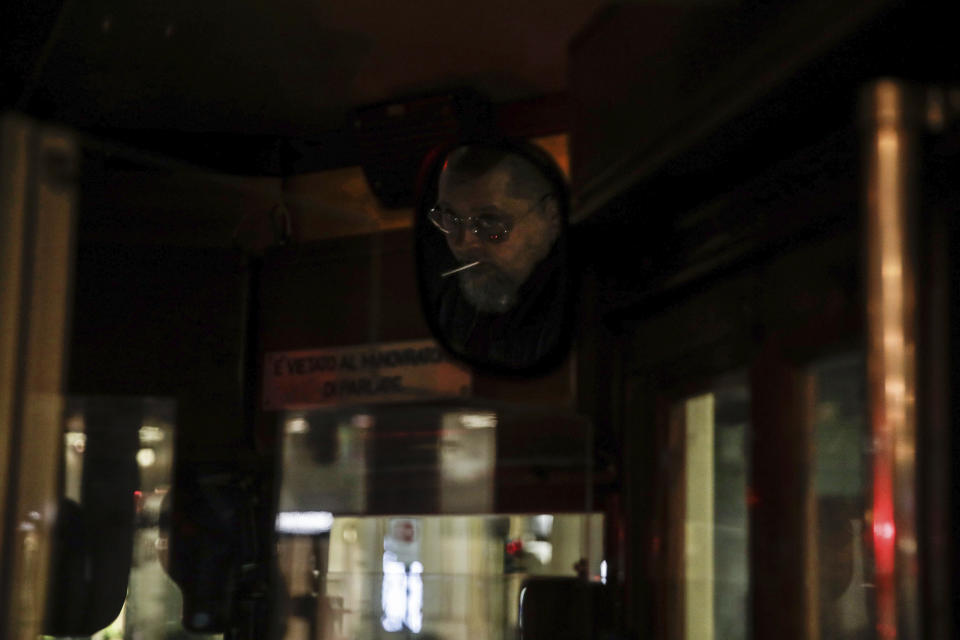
[749,348,816,640]
[0,114,78,639]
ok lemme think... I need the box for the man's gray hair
[443,145,555,204]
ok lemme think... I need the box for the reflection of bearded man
[458,262,519,313]
[435,146,560,313]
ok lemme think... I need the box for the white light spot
[380,554,424,633]
[66,431,86,453]
[532,514,554,537]
[285,418,308,434]
[459,412,497,429]
[136,448,156,467]
[139,425,165,443]
[875,521,895,540]
[525,540,553,565]
[381,553,407,632]
[406,563,423,633]
[275,511,334,535]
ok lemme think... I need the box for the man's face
[437,162,558,313]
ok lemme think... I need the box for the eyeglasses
[427,194,550,244]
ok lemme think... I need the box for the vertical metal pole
[860,80,921,640]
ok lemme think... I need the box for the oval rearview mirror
[415,138,573,372]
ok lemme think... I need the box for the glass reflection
[44,397,219,640]
[276,513,603,640]
[811,354,872,639]
[682,381,750,640]
[275,403,599,639]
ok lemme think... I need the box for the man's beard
[457,263,520,313]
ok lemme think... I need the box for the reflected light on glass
[276,510,334,534]
[872,467,896,578]
[532,514,554,537]
[65,431,86,454]
[139,425,165,443]
[601,560,608,584]
[381,553,424,634]
[351,413,375,429]
[459,412,497,429]
[136,447,156,467]
[407,561,424,633]
[870,105,917,638]
[525,540,553,565]
[19,511,40,533]
[285,417,308,434]
[519,586,528,630]
[874,521,895,542]
[880,260,902,279]
[382,552,407,632]
[898,535,918,555]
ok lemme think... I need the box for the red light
[873,444,897,634]
[506,540,523,556]
[873,461,896,576]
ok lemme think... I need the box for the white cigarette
[442,261,480,277]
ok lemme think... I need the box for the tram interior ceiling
[2,1,960,639]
